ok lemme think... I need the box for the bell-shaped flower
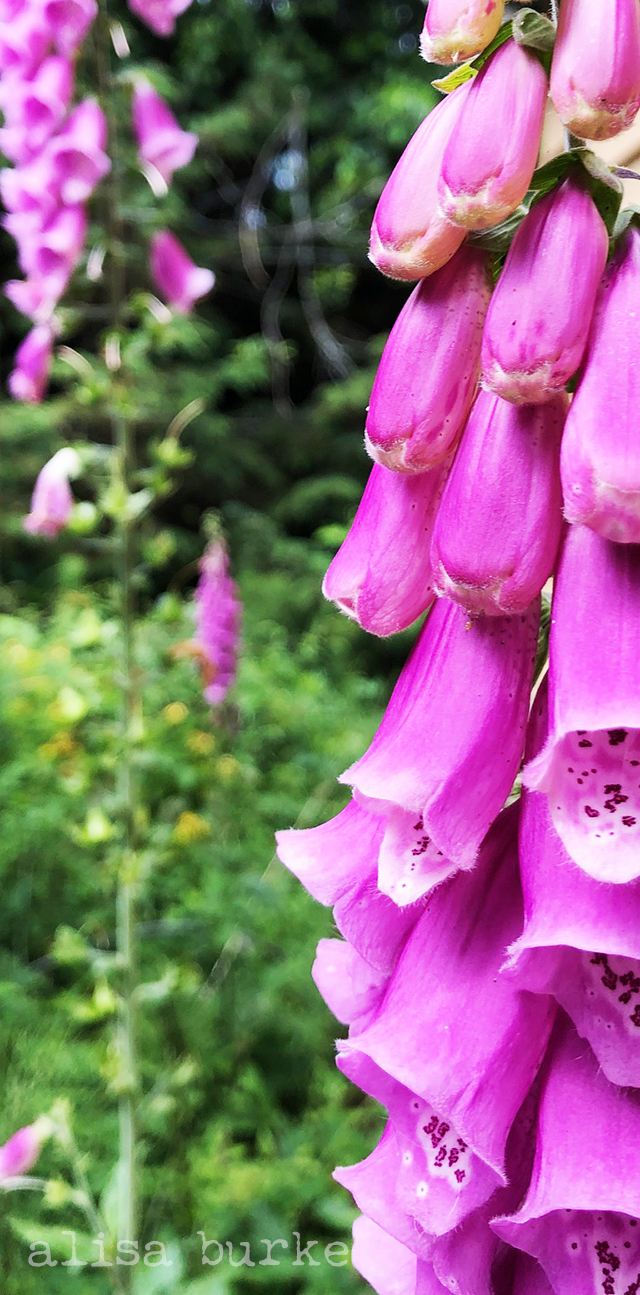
[493,1016,640,1291]
[127,0,192,36]
[561,224,640,543]
[8,324,53,403]
[0,7,49,76]
[420,0,505,65]
[337,809,556,1238]
[0,55,74,164]
[439,40,548,230]
[340,597,539,871]
[482,177,609,404]
[322,460,449,637]
[132,79,197,189]
[7,204,87,282]
[524,523,640,884]
[550,0,640,141]
[312,938,389,1031]
[508,683,640,1088]
[0,1122,44,1181]
[193,537,240,706]
[369,85,469,281]
[44,0,98,55]
[430,391,566,616]
[150,230,214,314]
[46,98,111,205]
[24,447,81,538]
[365,246,490,472]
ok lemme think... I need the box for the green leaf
[512,9,556,53]
[614,205,640,240]
[581,149,624,236]
[433,20,513,92]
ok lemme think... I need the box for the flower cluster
[278,3,640,1292]
[192,537,241,707]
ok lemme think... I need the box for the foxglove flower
[481,176,609,404]
[430,391,566,616]
[24,447,80,537]
[312,939,389,1031]
[351,1215,417,1295]
[150,230,214,314]
[44,0,98,55]
[322,461,449,637]
[420,0,505,65]
[561,224,640,544]
[509,684,640,1088]
[0,7,49,76]
[0,1123,43,1180]
[127,0,192,36]
[8,324,53,403]
[439,40,548,230]
[132,79,197,188]
[365,246,491,472]
[0,55,74,163]
[550,0,640,141]
[193,537,240,706]
[46,98,110,205]
[369,85,470,281]
[493,1017,640,1292]
[523,524,640,884]
[341,597,539,873]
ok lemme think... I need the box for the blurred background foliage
[0,0,439,1288]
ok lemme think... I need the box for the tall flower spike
[369,84,470,282]
[150,231,215,314]
[481,176,609,405]
[439,40,548,231]
[8,324,53,403]
[550,0,640,141]
[24,447,80,537]
[132,79,197,189]
[508,683,640,1088]
[430,391,566,616]
[365,246,491,473]
[340,597,539,872]
[523,523,640,884]
[420,0,506,66]
[322,460,449,637]
[493,1017,640,1293]
[193,537,240,707]
[561,224,640,544]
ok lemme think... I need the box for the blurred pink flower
[24,447,80,537]
[150,230,214,313]
[193,538,241,706]
[0,55,74,163]
[45,98,110,204]
[132,78,197,188]
[127,0,192,36]
[44,0,98,56]
[0,1124,42,1180]
[8,324,53,402]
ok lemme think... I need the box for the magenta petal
[431,392,565,616]
[312,938,388,1029]
[561,225,640,543]
[341,599,539,869]
[44,0,98,55]
[493,1017,640,1293]
[335,1123,434,1259]
[512,1253,555,1295]
[132,79,197,186]
[150,230,214,313]
[351,1215,418,1295]
[523,524,640,882]
[8,324,53,403]
[322,461,447,636]
[0,1124,41,1179]
[365,247,490,472]
[550,0,640,140]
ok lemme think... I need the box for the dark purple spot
[579,739,593,748]
[585,806,600,818]
[623,816,637,827]
[608,729,628,745]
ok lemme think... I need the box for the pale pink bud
[47,98,110,205]
[481,176,609,403]
[420,0,506,65]
[127,0,192,37]
[550,0,640,141]
[0,1124,42,1179]
[8,324,53,403]
[431,391,566,615]
[365,246,491,472]
[369,84,470,281]
[0,55,74,164]
[439,40,548,230]
[132,79,197,188]
[44,0,98,55]
[24,447,80,537]
[150,230,214,314]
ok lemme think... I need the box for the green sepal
[432,19,513,92]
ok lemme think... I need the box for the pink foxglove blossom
[524,523,640,885]
[44,0,98,56]
[561,224,640,544]
[0,7,49,76]
[192,538,240,706]
[430,391,566,616]
[0,54,74,163]
[482,176,609,404]
[439,40,548,230]
[420,0,505,65]
[127,0,192,37]
[8,324,53,403]
[550,0,640,140]
[0,1123,43,1180]
[132,79,197,188]
[24,447,80,537]
[365,246,491,472]
[150,230,214,314]
[45,98,110,205]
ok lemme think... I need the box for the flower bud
[420,0,506,66]
[369,85,469,281]
[150,231,214,314]
[561,225,640,544]
[8,325,53,403]
[24,447,81,538]
[322,460,449,636]
[431,391,566,615]
[482,177,608,404]
[550,0,640,141]
[365,246,490,472]
[439,40,548,230]
[0,1123,43,1180]
[132,79,197,189]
